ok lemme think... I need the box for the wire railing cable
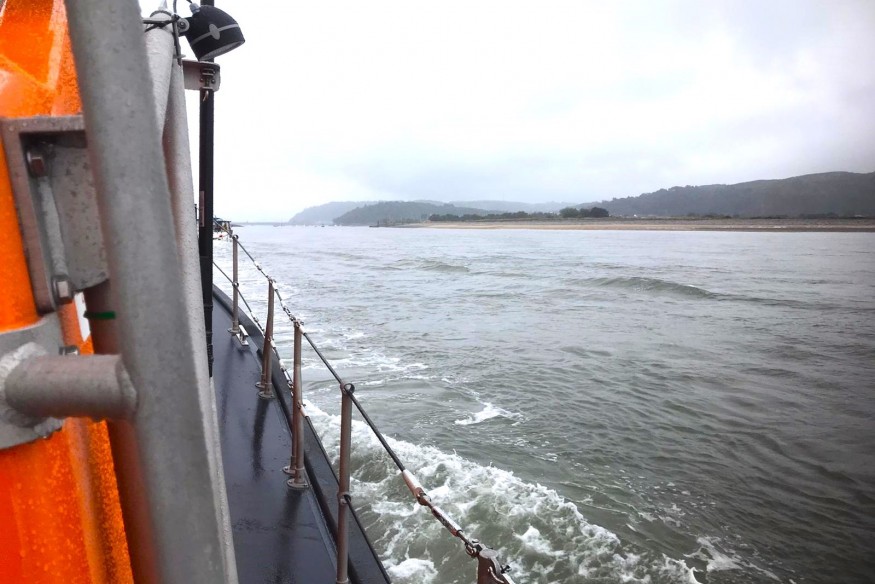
[211,221,516,584]
[346,390,406,472]
[213,261,257,322]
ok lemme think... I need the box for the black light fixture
[177,2,245,61]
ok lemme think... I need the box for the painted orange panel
[0,420,133,584]
[0,0,84,333]
[0,0,66,84]
[0,427,97,584]
[0,0,133,582]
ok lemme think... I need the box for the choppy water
[214,226,875,584]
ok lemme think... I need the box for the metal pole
[285,321,307,488]
[256,280,275,398]
[336,384,353,584]
[163,53,239,583]
[230,234,240,334]
[198,0,217,377]
[85,283,158,583]
[64,0,229,581]
[293,322,307,486]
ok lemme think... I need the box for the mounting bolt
[60,345,80,356]
[52,276,74,304]
[25,147,48,177]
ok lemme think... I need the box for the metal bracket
[182,60,221,92]
[0,116,108,314]
[0,313,64,449]
[229,323,249,346]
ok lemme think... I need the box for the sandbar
[398,218,875,232]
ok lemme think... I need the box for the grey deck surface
[212,289,391,583]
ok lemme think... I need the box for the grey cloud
[199,0,875,220]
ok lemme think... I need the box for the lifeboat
[0,1,515,582]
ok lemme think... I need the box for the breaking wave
[387,259,471,274]
[571,276,718,299]
[566,275,848,310]
[306,403,698,584]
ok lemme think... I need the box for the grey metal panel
[63,0,230,582]
[182,60,221,92]
[50,135,108,290]
[0,116,99,312]
[0,115,108,298]
[0,117,65,313]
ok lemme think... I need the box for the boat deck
[212,288,390,583]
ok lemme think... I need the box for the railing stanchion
[215,230,516,583]
[230,234,240,334]
[227,234,247,345]
[256,279,275,399]
[285,319,308,489]
[336,383,354,584]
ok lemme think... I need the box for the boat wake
[305,402,699,584]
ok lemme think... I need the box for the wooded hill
[288,171,874,225]
[592,172,874,217]
[332,201,497,226]
[288,201,377,225]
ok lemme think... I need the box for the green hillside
[595,172,875,217]
[288,201,378,225]
[333,201,494,226]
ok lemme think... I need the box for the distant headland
[284,171,874,228]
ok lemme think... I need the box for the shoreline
[396,218,875,232]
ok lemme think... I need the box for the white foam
[690,537,741,572]
[515,526,563,557]
[657,556,703,584]
[453,403,521,426]
[685,537,779,580]
[305,406,698,583]
[385,557,437,581]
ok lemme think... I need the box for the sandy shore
[399,218,875,232]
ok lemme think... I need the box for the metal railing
[213,244,307,489]
[58,3,237,581]
[212,222,517,584]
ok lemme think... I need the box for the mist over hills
[288,171,874,225]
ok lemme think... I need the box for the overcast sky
[173,0,875,220]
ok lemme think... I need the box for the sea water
[214,226,875,584]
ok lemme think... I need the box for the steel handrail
[61,2,236,580]
[211,222,516,584]
[213,254,305,488]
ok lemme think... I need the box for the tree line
[429,207,609,222]
[559,206,610,218]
